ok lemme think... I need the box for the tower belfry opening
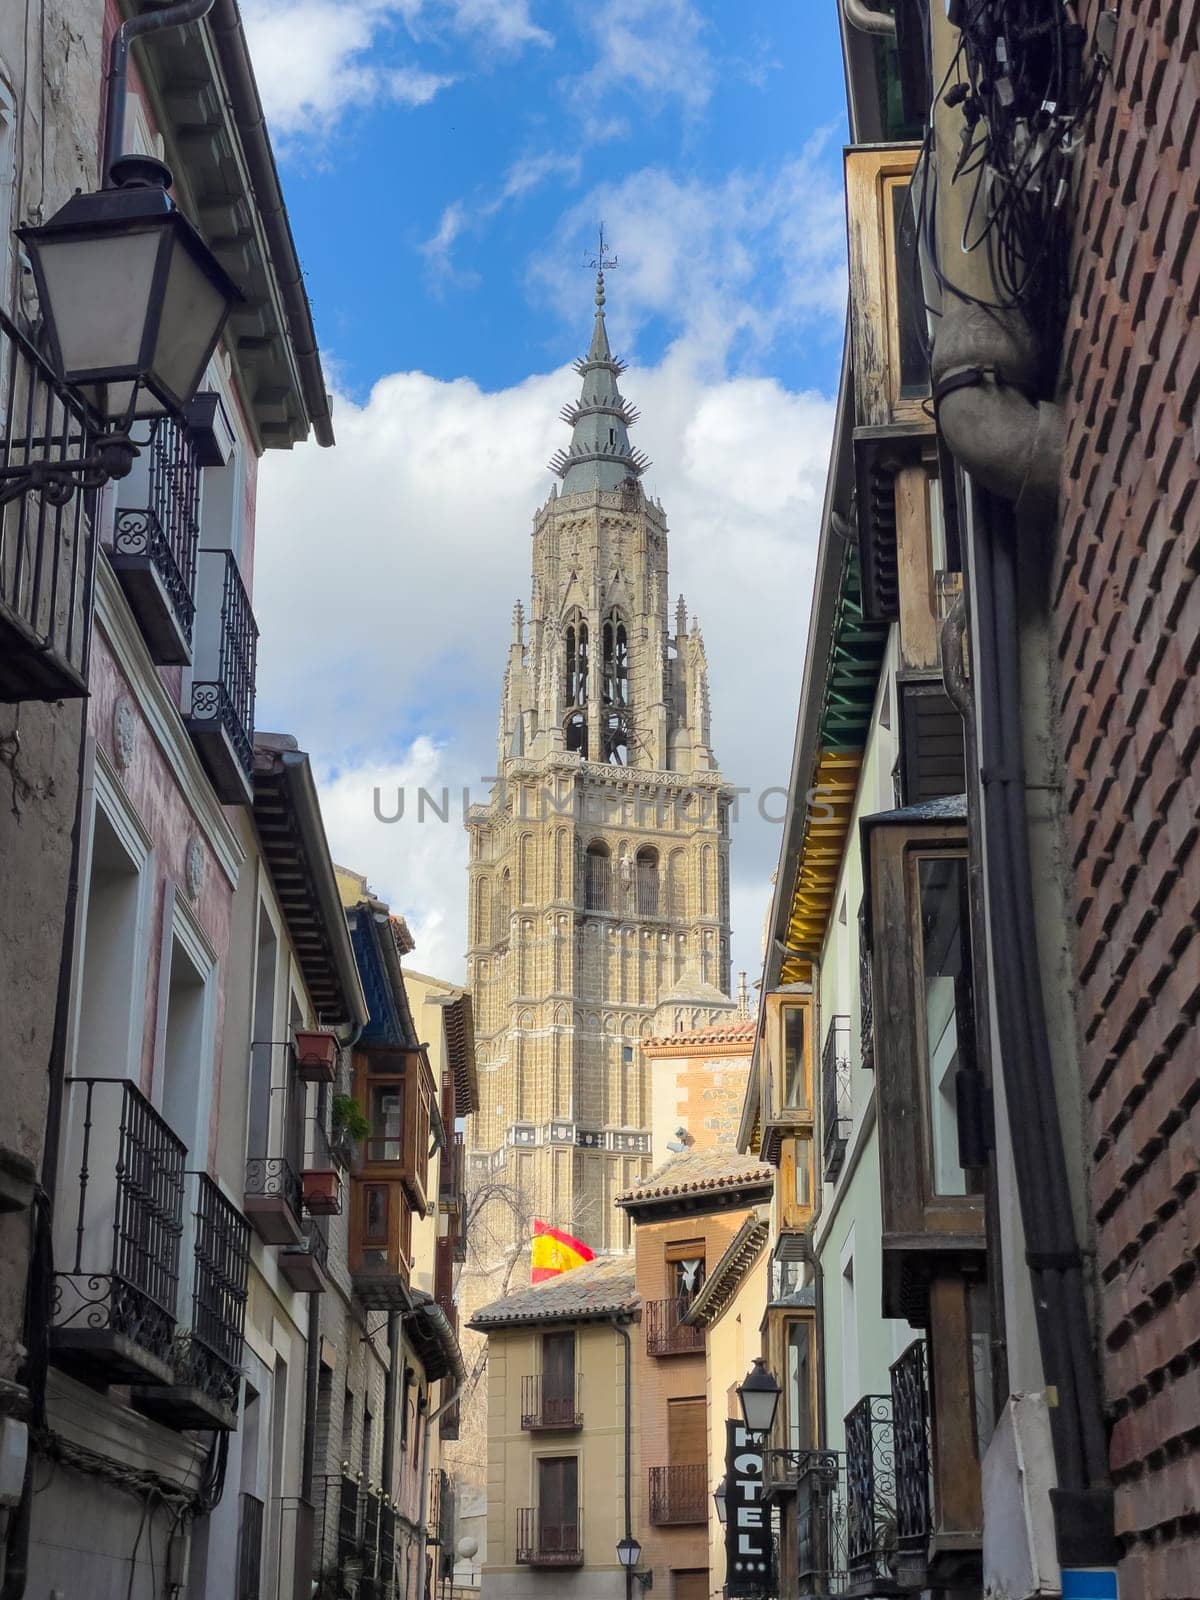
[464,249,736,1270]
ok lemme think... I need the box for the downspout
[381,1314,400,1500]
[840,0,896,37]
[931,304,1064,521]
[103,0,217,185]
[610,1318,634,1600]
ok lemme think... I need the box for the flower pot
[294,1029,339,1083]
[302,1168,343,1215]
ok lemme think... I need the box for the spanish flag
[531,1220,595,1283]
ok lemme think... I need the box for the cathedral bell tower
[464,265,736,1261]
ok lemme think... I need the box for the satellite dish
[457,1536,479,1560]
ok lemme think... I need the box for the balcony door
[542,1332,575,1425]
[537,1456,578,1552]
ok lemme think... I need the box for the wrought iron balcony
[521,1373,583,1431]
[0,305,98,702]
[110,415,200,664]
[132,1172,250,1431]
[380,1502,397,1595]
[516,1507,583,1566]
[645,1296,705,1356]
[890,1338,932,1583]
[244,1154,304,1245]
[794,1451,850,1598]
[845,1393,898,1585]
[649,1463,707,1525]
[51,1078,185,1386]
[280,1215,330,1294]
[186,548,257,804]
[439,1129,466,1210]
[338,1471,362,1574]
[822,1014,853,1181]
[362,1485,382,1583]
[235,1491,264,1600]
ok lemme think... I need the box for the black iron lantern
[19,154,241,428]
[616,1536,642,1569]
[736,1357,782,1438]
[713,1480,728,1525]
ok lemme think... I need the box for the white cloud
[241,0,551,138]
[421,151,584,278]
[252,337,834,984]
[241,0,456,132]
[534,147,847,372]
[577,0,715,118]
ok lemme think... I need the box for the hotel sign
[724,1421,772,1596]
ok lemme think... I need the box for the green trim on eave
[817,542,889,751]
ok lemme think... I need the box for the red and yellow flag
[531,1219,594,1283]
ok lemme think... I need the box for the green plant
[331,1094,371,1142]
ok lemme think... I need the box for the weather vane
[585,222,618,273]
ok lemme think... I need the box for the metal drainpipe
[610,1318,634,1600]
[381,1313,400,1498]
[840,0,896,37]
[102,0,217,185]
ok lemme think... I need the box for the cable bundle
[913,0,1113,373]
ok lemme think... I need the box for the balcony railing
[859,913,875,1073]
[133,1172,250,1430]
[52,1078,185,1385]
[380,1502,397,1594]
[890,1338,932,1570]
[338,1472,362,1571]
[795,1451,850,1597]
[821,1015,852,1182]
[362,1485,382,1581]
[521,1373,583,1431]
[649,1464,707,1525]
[845,1394,897,1583]
[280,1215,329,1295]
[516,1507,582,1566]
[0,305,99,702]
[244,1155,304,1245]
[186,548,257,804]
[110,415,200,663]
[236,1492,264,1600]
[645,1296,705,1356]
[439,1130,466,1210]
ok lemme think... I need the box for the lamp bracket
[0,433,137,508]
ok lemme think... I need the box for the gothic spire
[548,268,651,493]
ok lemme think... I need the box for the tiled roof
[469,1254,638,1330]
[644,1018,757,1049]
[616,1148,774,1209]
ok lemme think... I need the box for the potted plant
[293,1028,339,1083]
[330,1094,370,1169]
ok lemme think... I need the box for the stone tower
[464,269,736,1264]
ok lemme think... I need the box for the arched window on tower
[564,612,589,708]
[585,841,611,912]
[493,869,512,944]
[564,711,588,758]
[636,847,659,916]
[602,611,629,707]
[603,712,630,766]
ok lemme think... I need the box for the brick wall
[1051,2,1200,1590]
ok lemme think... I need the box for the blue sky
[246,0,850,981]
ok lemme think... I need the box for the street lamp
[713,1480,728,1525]
[616,1537,642,1570]
[4,153,241,507]
[736,1357,782,1438]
